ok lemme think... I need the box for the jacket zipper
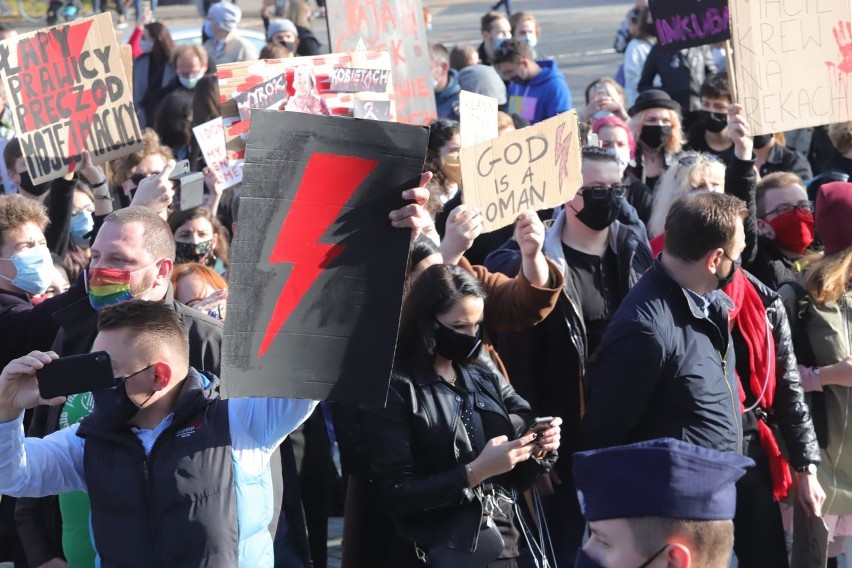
[141,426,171,567]
[718,349,742,453]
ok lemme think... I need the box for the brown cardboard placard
[460,110,582,233]
[120,44,133,96]
[327,0,437,126]
[728,0,852,135]
[216,50,394,162]
[0,13,143,184]
[460,90,498,148]
[791,497,828,568]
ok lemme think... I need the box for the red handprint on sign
[826,20,852,76]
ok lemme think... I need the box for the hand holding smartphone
[36,351,115,399]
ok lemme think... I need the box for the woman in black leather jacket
[364,264,561,568]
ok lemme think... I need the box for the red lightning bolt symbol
[554,123,574,196]
[258,153,378,358]
[16,21,98,174]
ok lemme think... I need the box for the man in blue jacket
[0,299,317,567]
[493,38,571,124]
[582,192,747,454]
[430,43,461,119]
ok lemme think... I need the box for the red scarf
[725,270,792,501]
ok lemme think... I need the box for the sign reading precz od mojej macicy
[0,13,143,184]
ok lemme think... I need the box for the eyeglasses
[763,201,813,218]
[678,153,722,167]
[578,184,627,199]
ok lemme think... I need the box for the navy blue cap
[573,438,754,522]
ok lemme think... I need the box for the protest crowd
[0,0,850,567]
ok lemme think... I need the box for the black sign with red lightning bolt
[222,110,428,405]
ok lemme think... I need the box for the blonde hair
[647,152,725,238]
[627,517,733,568]
[828,121,852,155]
[629,108,684,155]
[803,246,852,304]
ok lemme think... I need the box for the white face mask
[522,33,538,48]
[179,73,203,90]
[606,145,631,175]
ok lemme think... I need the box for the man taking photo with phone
[0,300,316,567]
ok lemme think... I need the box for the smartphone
[37,351,115,399]
[527,416,554,433]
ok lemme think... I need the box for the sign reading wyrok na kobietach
[0,13,142,184]
[460,110,582,233]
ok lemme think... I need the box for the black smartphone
[37,351,115,399]
[527,416,554,433]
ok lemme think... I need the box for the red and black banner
[221,111,428,404]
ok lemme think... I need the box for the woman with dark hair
[168,206,230,275]
[132,22,177,129]
[424,119,461,211]
[155,89,194,161]
[190,74,221,171]
[363,263,562,567]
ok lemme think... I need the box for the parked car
[123,24,267,52]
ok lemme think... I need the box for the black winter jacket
[734,271,821,469]
[484,204,652,477]
[362,362,552,558]
[581,259,743,454]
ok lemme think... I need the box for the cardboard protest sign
[216,50,394,161]
[791,497,828,568]
[460,90,498,148]
[0,13,142,184]
[192,117,242,190]
[329,67,391,93]
[234,73,288,121]
[729,0,852,135]
[354,99,391,121]
[327,0,437,125]
[460,110,582,233]
[221,111,428,403]
[649,0,730,52]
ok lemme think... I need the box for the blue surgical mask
[522,33,538,48]
[0,245,54,295]
[139,38,154,53]
[179,74,203,90]
[492,36,507,51]
[70,210,94,248]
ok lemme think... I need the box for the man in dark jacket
[484,146,653,567]
[581,192,747,453]
[14,207,227,568]
[0,300,316,566]
[430,43,461,120]
[476,10,511,67]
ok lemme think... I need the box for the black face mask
[433,320,482,362]
[277,39,297,53]
[91,364,155,424]
[17,171,51,196]
[702,110,728,133]
[575,544,668,568]
[716,254,742,289]
[572,189,623,231]
[639,124,673,149]
[753,134,773,149]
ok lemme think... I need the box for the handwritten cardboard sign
[327,0,437,125]
[460,110,582,233]
[460,90,498,148]
[192,117,242,190]
[649,0,730,52]
[216,50,394,161]
[221,111,428,403]
[329,67,390,93]
[729,0,852,135]
[0,13,142,184]
[234,73,288,122]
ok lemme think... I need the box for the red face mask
[766,208,815,255]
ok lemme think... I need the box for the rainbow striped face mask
[86,262,157,310]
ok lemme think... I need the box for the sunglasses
[578,184,627,199]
